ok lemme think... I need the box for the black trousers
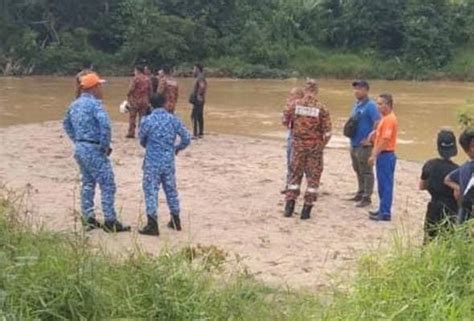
[191,103,204,137]
[424,200,457,243]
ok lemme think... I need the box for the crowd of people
[64,69,473,241]
[64,63,206,235]
[282,79,473,241]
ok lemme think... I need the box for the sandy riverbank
[0,121,429,289]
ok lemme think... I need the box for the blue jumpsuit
[63,93,117,222]
[140,108,191,219]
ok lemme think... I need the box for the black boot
[167,215,182,231]
[82,217,102,231]
[103,220,131,233]
[284,200,296,217]
[301,204,313,220]
[139,216,159,236]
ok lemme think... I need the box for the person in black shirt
[420,129,459,242]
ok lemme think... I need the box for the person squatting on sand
[138,94,191,236]
[281,87,304,194]
[283,79,332,220]
[63,72,131,232]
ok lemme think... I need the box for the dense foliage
[1,0,474,79]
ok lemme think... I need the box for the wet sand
[0,121,429,289]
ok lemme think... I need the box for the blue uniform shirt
[350,98,380,147]
[139,108,191,169]
[63,93,112,152]
[449,160,474,195]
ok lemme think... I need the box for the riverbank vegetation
[0,191,473,320]
[1,0,474,80]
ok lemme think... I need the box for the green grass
[0,193,473,320]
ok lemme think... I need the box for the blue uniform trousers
[74,143,117,222]
[376,152,397,216]
[143,166,180,219]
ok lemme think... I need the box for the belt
[380,150,395,154]
[77,139,100,145]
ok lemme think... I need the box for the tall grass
[0,193,472,320]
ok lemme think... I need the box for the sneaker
[82,217,102,231]
[369,214,391,222]
[192,136,199,140]
[369,210,379,217]
[103,220,131,233]
[356,198,372,208]
[167,215,182,231]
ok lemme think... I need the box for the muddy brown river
[0,76,473,161]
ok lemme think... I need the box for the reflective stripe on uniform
[307,187,319,194]
[295,105,320,117]
[288,184,300,190]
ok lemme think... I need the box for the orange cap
[80,72,106,89]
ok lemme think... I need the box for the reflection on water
[0,76,473,161]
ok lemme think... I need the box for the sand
[0,121,429,289]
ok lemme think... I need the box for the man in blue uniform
[139,94,191,236]
[63,72,130,233]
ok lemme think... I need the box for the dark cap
[437,129,458,159]
[352,80,370,89]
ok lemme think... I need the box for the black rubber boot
[167,215,182,231]
[103,220,131,233]
[301,204,313,220]
[139,216,159,236]
[284,200,296,217]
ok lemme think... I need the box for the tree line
[1,0,473,79]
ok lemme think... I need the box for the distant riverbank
[3,48,474,81]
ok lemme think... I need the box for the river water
[1,76,473,161]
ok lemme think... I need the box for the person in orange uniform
[158,65,179,113]
[368,93,398,221]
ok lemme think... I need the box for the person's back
[66,93,108,146]
[291,94,331,148]
[162,76,179,112]
[129,73,151,107]
[141,110,180,164]
[422,158,459,211]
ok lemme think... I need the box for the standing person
[126,65,151,138]
[368,93,398,222]
[189,63,208,139]
[419,129,459,242]
[281,87,304,194]
[150,68,159,95]
[283,79,332,220]
[445,128,474,223]
[63,72,130,232]
[139,94,191,236]
[158,65,179,113]
[346,80,380,208]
